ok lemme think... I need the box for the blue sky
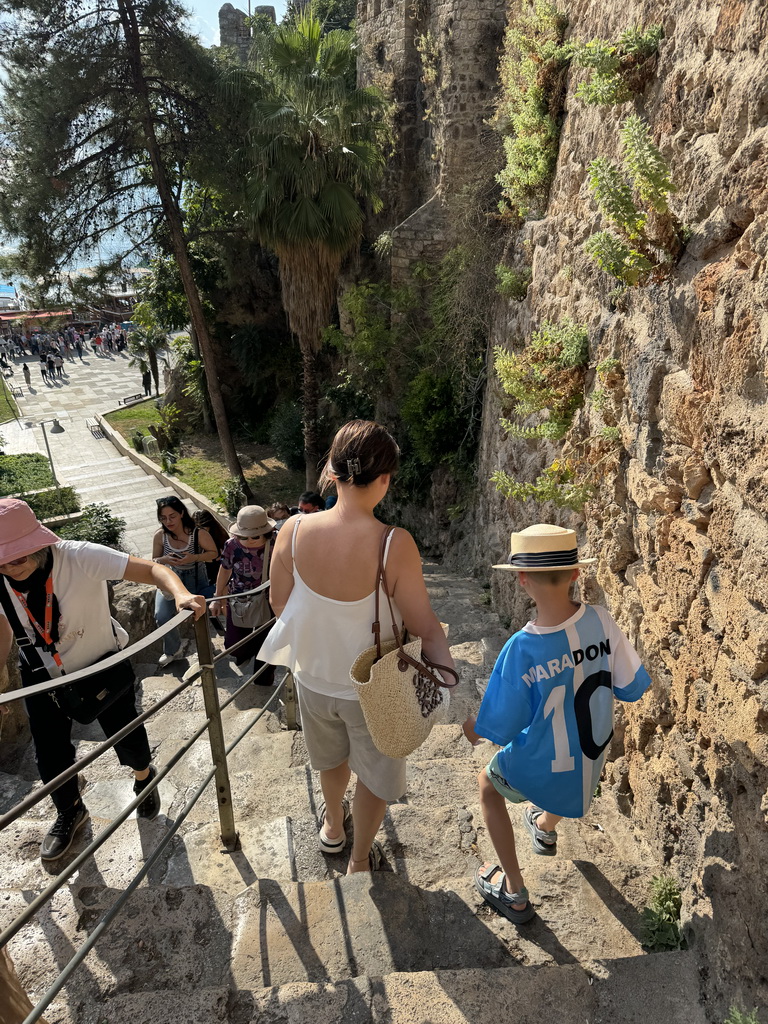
[185,0,287,46]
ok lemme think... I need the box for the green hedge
[24,487,80,520]
[57,503,126,548]
[0,453,54,496]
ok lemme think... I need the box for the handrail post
[283,671,299,731]
[194,615,239,851]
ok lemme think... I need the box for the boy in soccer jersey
[463,524,651,923]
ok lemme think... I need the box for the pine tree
[0,0,252,496]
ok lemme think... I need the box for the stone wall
[440,0,768,1016]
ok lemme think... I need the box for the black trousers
[24,685,152,813]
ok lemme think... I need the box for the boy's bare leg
[347,779,387,874]
[319,761,352,841]
[478,770,527,909]
[532,808,563,832]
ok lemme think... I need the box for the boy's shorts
[486,751,528,804]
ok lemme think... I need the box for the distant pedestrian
[53,354,64,378]
[22,364,31,388]
[141,369,152,396]
[93,335,102,356]
[46,353,55,377]
[75,339,83,360]
[39,361,48,383]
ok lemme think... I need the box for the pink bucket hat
[0,499,61,564]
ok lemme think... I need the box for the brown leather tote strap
[378,529,459,690]
[371,526,394,660]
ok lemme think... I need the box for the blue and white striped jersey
[476,603,650,818]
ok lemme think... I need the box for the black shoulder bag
[0,580,135,724]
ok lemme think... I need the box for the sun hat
[492,524,597,572]
[0,499,61,564]
[230,505,276,539]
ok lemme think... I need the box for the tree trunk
[302,344,320,489]
[117,0,252,500]
[188,322,213,433]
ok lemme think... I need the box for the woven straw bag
[349,527,458,759]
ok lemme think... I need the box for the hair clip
[347,457,362,477]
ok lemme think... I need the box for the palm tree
[128,325,168,396]
[235,12,387,486]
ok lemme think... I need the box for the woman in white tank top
[259,421,455,873]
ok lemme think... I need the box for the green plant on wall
[494,316,589,441]
[495,264,532,300]
[584,115,680,285]
[641,875,686,952]
[573,25,663,105]
[724,1009,760,1024]
[492,459,594,511]
[493,0,570,217]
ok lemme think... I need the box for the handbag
[349,527,459,759]
[0,580,135,725]
[229,539,272,629]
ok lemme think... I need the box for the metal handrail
[0,608,193,706]
[1,588,299,1024]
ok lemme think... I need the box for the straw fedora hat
[492,524,596,572]
[230,505,276,538]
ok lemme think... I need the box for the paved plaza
[1,346,176,556]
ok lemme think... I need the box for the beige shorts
[297,683,407,802]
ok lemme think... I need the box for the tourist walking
[259,420,455,872]
[22,364,31,388]
[152,497,218,668]
[210,506,276,682]
[141,369,152,396]
[0,499,207,863]
[38,356,48,384]
[53,352,64,378]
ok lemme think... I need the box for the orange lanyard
[11,575,65,673]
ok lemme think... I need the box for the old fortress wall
[358,0,768,1014]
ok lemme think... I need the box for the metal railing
[0,583,298,1024]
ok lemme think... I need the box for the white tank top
[258,518,402,701]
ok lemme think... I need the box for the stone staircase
[0,565,708,1023]
[56,455,172,558]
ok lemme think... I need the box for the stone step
[1,869,662,1007]
[5,950,707,1024]
[74,475,169,503]
[57,458,151,486]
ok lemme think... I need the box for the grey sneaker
[41,801,90,861]
[523,806,558,856]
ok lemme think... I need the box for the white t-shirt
[0,541,130,675]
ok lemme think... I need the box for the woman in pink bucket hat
[0,498,206,863]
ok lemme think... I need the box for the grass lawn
[173,437,305,509]
[105,406,304,509]
[104,400,161,438]
[0,385,20,425]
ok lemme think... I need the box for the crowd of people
[0,418,651,937]
[1,324,131,393]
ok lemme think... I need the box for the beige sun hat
[230,505,276,538]
[492,523,597,572]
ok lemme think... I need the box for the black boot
[134,765,161,820]
[40,800,90,862]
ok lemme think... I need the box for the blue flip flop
[474,863,535,924]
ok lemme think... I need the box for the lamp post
[25,418,65,487]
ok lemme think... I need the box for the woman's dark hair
[193,509,228,551]
[319,420,400,492]
[156,496,195,534]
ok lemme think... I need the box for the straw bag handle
[371,527,458,689]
